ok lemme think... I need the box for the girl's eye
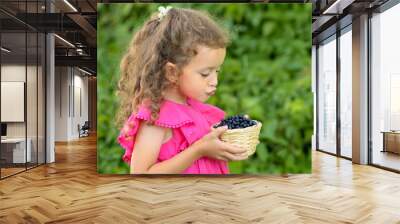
[200,73,210,77]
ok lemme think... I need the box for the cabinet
[382,132,400,154]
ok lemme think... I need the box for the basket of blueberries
[213,114,262,156]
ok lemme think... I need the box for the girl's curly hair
[116,7,230,127]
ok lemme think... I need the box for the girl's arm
[130,121,202,174]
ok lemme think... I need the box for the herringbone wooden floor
[1,134,400,223]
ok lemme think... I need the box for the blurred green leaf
[256,143,268,162]
[229,161,243,173]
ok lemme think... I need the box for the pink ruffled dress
[117,97,229,174]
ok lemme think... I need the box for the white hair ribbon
[158,6,172,21]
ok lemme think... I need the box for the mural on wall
[98,3,312,174]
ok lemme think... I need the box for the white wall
[1,63,46,164]
[1,65,38,137]
[1,65,26,140]
[55,67,69,141]
[72,72,89,138]
[54,67,89,141]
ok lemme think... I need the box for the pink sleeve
[117,105,152,164]
[117,114,141,164]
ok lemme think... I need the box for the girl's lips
[207,90,216,96]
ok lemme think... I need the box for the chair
[78,121,90,138]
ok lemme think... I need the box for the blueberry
[216,114,257,130]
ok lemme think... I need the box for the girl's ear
[165,62,179,84]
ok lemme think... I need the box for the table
[1,138,32,163]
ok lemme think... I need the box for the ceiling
[311,0,390,44]
[0,0,97,75]
[2,0,394,73]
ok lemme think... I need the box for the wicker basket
[218,120,262,156]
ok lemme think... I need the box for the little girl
[117,6,248,174]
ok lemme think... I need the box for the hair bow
[158,6,172,21]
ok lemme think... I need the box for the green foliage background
[98,3,312,174]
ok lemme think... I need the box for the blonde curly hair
[116,7,230,127]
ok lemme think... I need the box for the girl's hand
[194,126,248,161]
